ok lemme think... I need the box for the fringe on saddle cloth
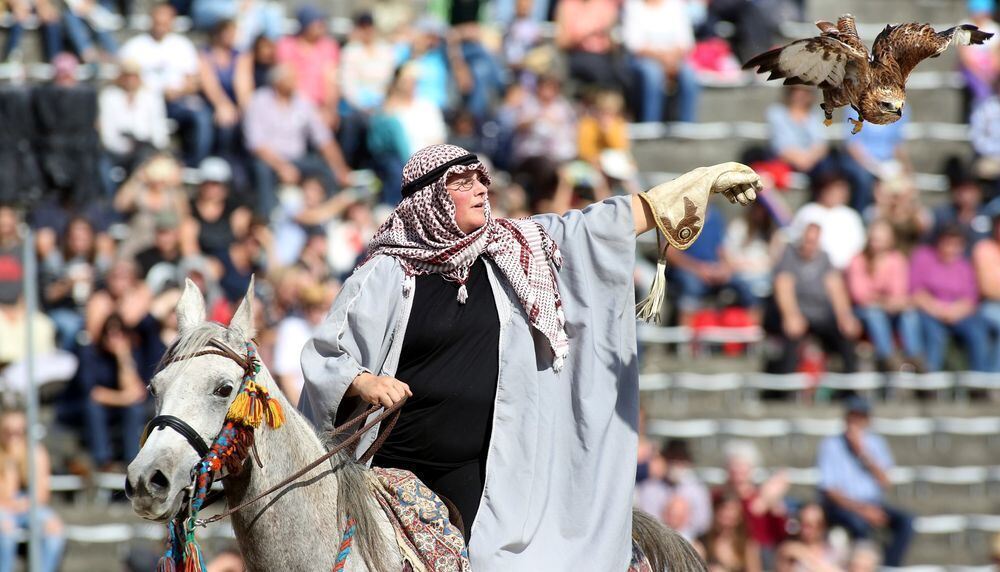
[368,467,472,572]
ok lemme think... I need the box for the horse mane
[161,321,394,572]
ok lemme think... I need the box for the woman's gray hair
[723,439,761,468]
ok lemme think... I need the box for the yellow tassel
[226,392,252,424]
[266,398,285,429]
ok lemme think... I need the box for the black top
[375,257,500,468]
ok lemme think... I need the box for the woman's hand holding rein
[347,372,413,408]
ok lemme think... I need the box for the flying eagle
[743,14,994,133]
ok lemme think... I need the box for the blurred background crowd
[0,0,999,569]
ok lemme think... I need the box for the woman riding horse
[300,143,760,570]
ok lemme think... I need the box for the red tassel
[182,536,206,572]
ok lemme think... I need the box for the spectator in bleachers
[73,313,149,470]
[635,439,712,540]
[447,5,505,123]
[846,541,880,572]
[840,108,911,213]
[716,440,787,569]
[276,6,340,130]
[577,90,630,166]
[272,282,328,406]
[326,200,378,279]
[970,77,1000,194]
[339,12,396,120]
[910,225,991,372]
[198,20,250,163]
[397,17,462,111]
[701,491,763,572]
[510,74,577,167]
[238,34,277,96]
[554,0,629,90]
[0,409,65,572]
[861,176,931,254]
[789,172,866,270]
[98,60,170,190]
[184,157,250,257]
[205,547,246,572]
[818,397,913,568]
[667,206,758,325]
[765,223,860,374]
[113,154,189,259]
[135,211,183,283]
[63,0,118,64]
[83,257,151,343]
[623,0,699,123]
[846,220,923,372]
[1,0,61,62]
[387,64,448,160]
[40,216,110,350]
[959,0,1000,104]
[121,2,213,167]
[974,214,1000,372]
[723,201,780,303]
[774,503,846,571]
[244,64,352,217]
[932,162,993,247]
[704,0,776,64]
[272,175,358,267]
[503,0,546,87]
[191,0,283,51]
[766,86,831,177]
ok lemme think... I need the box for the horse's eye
[147,384,156,397]
[214,385,234,398]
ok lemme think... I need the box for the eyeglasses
[446,177,477,193]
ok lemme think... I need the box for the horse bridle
[139,338,256,461]
[138,335,407,526]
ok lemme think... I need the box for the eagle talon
[823,117,833,127]
[849,117,863,134]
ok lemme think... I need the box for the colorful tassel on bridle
[160,342,285,571]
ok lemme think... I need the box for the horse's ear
[176,278,206,334]
[228,275,256,344]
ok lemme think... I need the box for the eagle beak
[894,108,903,117]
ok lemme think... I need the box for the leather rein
[140,338,406,527]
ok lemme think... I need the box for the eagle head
[859,84,906,125]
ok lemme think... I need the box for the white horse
[126,279,705,572]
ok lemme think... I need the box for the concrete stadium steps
[806,0,970,26]
[698,81,965,124]
[631,134,972,177]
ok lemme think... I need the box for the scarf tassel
[182,534,207,572]
[457,283,469,304]
[635,256,668,325]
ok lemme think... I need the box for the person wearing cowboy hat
[301,143,760,569]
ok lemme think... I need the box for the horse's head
[126,277,261,521]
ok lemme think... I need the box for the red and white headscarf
[364,144,569,370]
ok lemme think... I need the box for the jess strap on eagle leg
[635,162,762,324]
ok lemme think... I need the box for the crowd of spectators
[637,398,913,570]
[0,0,997,569]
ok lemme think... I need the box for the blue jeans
[918,310,990,372]
[63,2,119,58]
[84,399,146,467]
[252,154,336,217]
[461,41,505,121]
[980,301,1000,372]
[672,267,757,312]
[854,306,922,360]
[47,308,84,351]
[371,152,403,207]
[0,503,65,572]
[630,57,700,123]
[166,98,214,167]
[839,151,877,213]
[822,495,913,567]
[191,0,283,48]
[2,20,62,61]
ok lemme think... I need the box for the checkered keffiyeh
[365,144,569,370]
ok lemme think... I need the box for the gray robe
[300,196,639,571]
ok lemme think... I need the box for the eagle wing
[743,33,869,90]
[872,23,995,81]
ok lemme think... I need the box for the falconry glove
[636,162,762,324]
